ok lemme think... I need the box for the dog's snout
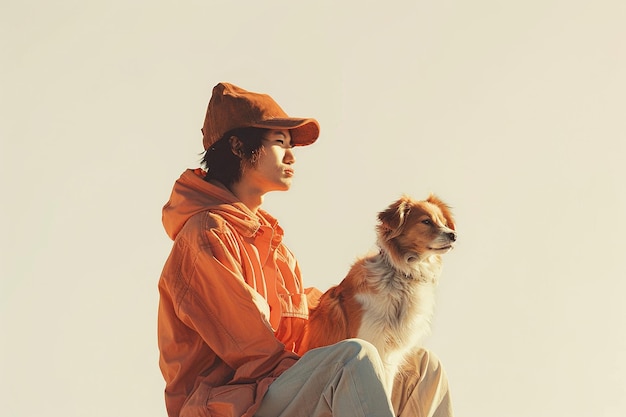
[447,232,457,242]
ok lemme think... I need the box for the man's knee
[392,349,453,416]
[337,338,380,357]
[331,339,385,372]
[401,348,444,381]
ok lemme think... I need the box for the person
[157,82,454,417]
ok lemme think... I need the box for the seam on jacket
[201,213,249,354]
[184,257,247,356]
[175,212,248,356]
[171,237,192,314]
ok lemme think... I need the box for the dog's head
[377,194,457,264]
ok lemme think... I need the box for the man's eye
[276,139,284,144]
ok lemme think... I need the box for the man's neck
[229,182,264,214]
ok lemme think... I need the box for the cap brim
[251,118,320,146]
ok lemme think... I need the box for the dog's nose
[447,232,457,242]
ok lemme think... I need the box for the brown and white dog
[299,195,456,395]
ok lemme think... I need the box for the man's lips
[284,168,294,177]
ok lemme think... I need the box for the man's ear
[229,136,244,158]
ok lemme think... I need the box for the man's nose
[285,148,296,164]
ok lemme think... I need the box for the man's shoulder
[179,210,233,237]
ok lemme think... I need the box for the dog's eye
[422,219,433,226]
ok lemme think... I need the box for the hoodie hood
[162,169,277,241]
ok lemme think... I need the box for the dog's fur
[298,195,456,394]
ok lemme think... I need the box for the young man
[158,82,454,417]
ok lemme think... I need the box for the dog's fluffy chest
[354,255,441,361]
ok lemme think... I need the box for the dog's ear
[427,194,456,231]
[377,196,412,240]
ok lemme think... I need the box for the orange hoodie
[158,169,319,417]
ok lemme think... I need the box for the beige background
[2,1,625,416]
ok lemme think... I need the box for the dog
[298,194,456,395]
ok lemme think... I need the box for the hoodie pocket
[275,293,309,352]
[278,292,308,320]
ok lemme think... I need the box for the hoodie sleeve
[180,234,297,375]
[161,216,299,417]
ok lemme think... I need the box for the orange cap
[201,82,320,150]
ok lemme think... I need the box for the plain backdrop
[1,1,625,416]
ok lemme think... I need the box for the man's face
[242,129,296,193]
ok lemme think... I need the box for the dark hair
[201,127,267,188]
